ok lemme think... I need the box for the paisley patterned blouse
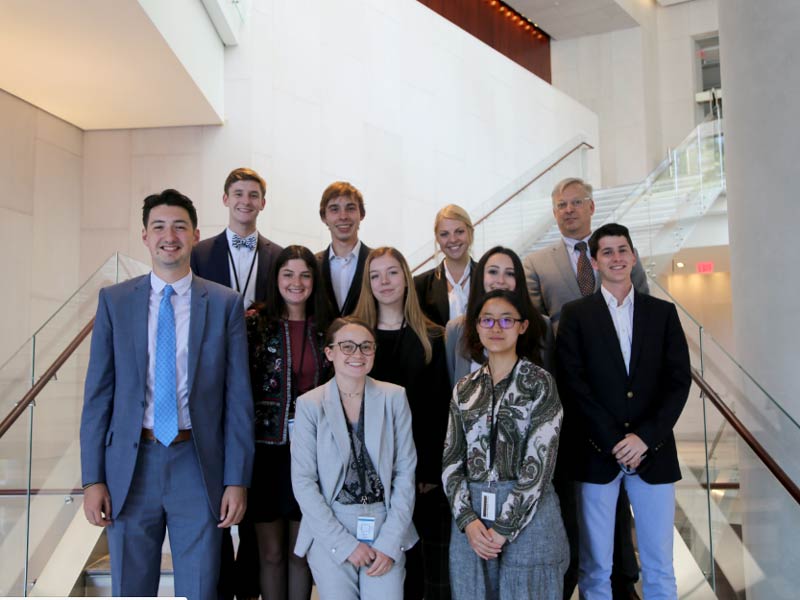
[442,358,562,542]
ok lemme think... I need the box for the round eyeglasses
[477,317,523,330]
[328,340,378,356]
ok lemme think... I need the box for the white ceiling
[505,0,640,40]
[0,0,223,130]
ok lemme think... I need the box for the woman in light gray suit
[291,317,418,600]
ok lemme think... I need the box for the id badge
[356,516,376,542]
[480,491,496,521]
[287,418,295,441]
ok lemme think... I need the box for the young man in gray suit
[80,190,254,600]
[522,177,648,599]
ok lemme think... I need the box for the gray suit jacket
[291,377,418,563]
[523,239,649,332]
[80,274,255,519]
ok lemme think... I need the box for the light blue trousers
[577,472,676,600]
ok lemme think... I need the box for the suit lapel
[364,378,385,475]
[187,277,208,396]
[628,291,648,377]
[255,234,271,301]
[342,243,370,316]
[321,380,351,469]
[591,292,628,377]
[131,276,151,389]
[553,243,582,298]
[318,246,337,314]
[432,261,450,324]
[210,232,232,287]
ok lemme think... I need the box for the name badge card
[287,418,295,441]
[480,491,496,521]
[356,516,376,542]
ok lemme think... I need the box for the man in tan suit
[522,177,648,600]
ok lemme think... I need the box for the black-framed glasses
[477,317,523,330]
[328,340,377,356]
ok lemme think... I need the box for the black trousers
[217,521,260,600]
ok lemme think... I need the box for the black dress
[371,326,453,600]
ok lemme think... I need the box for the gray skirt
[449,480,569,600]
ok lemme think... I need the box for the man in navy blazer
[80,189,255,600]
[315,181,371,317]
[191,167,283,310]
[556,223,690,600]
[190,167,278,599]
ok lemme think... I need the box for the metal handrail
[411,140,594,272]
[691,366,800,505]
[0,318,95,439]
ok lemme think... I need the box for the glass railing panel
[406,137,592,273]
[704,424,800,598]
[606,117,725,280]
[0,408,33,596]
[671,309,716,589]
[0,253,149,596]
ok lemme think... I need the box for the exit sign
[696,261,714,274]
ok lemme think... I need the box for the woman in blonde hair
[414,204,476,327]
[354,247,453,600]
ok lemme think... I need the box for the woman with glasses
[414,205,477,327]
[442,290,568,600]
[444,246,550,386]
[246,245,333,600]
[291,317,418,600]
[353,247,452,599]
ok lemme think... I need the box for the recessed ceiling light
[676,262,685,268]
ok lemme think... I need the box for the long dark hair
[463,246,547,366]
[258,245,333,332]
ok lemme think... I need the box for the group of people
[79,168,691,600]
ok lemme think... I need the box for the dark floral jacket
[247,315,330,444]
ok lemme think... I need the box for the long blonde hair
[353,247,442,364]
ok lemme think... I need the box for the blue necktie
[153,285,178,446]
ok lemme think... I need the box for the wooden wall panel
[416,0,551,82]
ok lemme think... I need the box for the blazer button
[331,548,336,554]
[133,442,138,448]
[624,422,630,428]
[626,391,634,398]
[400,546,405,551]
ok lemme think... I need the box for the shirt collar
[328,239,361,262]
[150,270,193,296]
[562,235,591,253]
[600,284,634,310]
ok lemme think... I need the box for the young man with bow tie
[191,168,282,600]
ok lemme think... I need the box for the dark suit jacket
[80,274,255,519]
[315,243,371,317]
[190,231,283,304]
[555,289,690,485]
[413,258,478,327]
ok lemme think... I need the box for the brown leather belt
[141,428,192,445]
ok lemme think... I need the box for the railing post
[697,326,716,591]
[23,333,36,597]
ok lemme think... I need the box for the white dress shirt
[601,284,634,374]
[225,228,259,309]
[144,271,193,429]
[562,235,595,278]
[444,261,471,321]
[328,240,361,311]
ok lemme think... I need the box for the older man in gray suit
[522,177,648,600]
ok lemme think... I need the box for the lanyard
[487,359,518,474]
[341,393,369,504]
[226,241,258,295]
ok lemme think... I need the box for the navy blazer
[555,289,691,485]
[413,258,477,327]
[191,231,283,304]
[80,274,255,519]
[315,243,372,317]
